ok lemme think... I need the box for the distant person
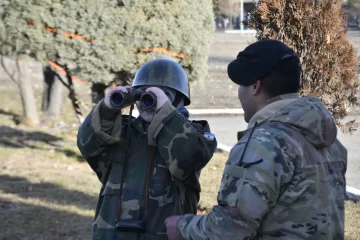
[165,40,347,240]
[77,58,217,240]
[224,18,229,29]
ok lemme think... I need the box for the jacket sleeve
[147,101,218,182]
[176,128,295,239]
[77,100,123,183]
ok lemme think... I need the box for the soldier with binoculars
[77,58,217,240]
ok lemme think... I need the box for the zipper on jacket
[239,122,259,166]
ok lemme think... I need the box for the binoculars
[110,88,157,110]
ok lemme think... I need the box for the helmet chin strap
[162,87,184,110]
[172,93,183,109]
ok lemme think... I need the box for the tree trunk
[42,66,54,111]
[17,60,40,127]
[91,83,107,106]
[42,66,63,120]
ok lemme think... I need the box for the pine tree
[249,0,360,132]
[213,0,221,14]
[0,0,215,110]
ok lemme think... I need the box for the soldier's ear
[251,80,262,96]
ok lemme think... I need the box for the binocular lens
[110,92,124,107]
[142,94,154,108]
[109,88,156,109]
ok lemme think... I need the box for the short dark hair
[260,57,301,98]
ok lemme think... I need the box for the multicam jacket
[77,100,217,240]
[177,93,347,240]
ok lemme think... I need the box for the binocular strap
[116,105,134,223]
[144,146,155,219]
[116,105,155,231]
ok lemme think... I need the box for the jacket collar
[237,93,301,141]
[247,93,300,129]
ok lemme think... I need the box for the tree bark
[17,60,40,127]
[42,66,63,120]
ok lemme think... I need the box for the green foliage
[249,0,360,131]
[213,0,220,14]
[0,0,215,85]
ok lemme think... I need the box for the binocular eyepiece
[110,88,157,110]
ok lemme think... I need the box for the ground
[0,135,359,239]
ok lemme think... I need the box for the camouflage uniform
[177,93,347,240]
[77,100,217,240]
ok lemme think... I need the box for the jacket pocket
[101,162,124,196]
[149,164,174,206]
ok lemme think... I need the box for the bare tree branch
[50,66,90,111]
[0,56,19,87]
[50,66,69,89]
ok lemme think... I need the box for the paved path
[192,114,360,190]
[348,30,360,38]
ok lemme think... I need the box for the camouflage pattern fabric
[177,93,347,240]
[77,100,217,240]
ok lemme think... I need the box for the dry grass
[0,145,100,239]
[346,201,360,240]
[0,98,99,240]
[198,152,227,213]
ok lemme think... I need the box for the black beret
[227,40,299,86]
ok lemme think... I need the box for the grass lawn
[0,143,359,239]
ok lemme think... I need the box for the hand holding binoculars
[109,87,157,110]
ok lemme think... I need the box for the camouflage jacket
[177,93,347,240]
[77,100,217,240]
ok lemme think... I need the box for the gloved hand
[145,87,170,110]
[104,86,131,109]
[165,215,184,240]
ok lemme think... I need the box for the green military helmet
[132,58,191,106]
